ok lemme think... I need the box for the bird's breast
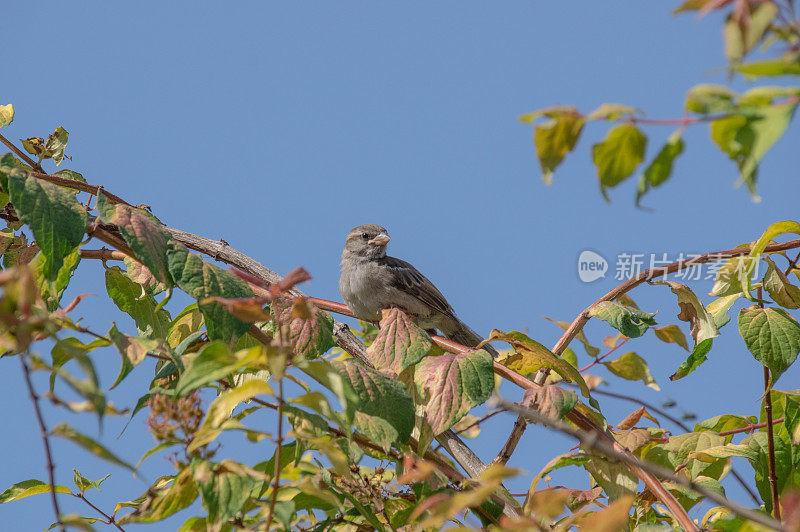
[339,261,389,322]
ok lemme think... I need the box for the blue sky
[2,1,799,528]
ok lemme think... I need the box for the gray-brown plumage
[339,224,497,356]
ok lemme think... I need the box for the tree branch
[0,132,43,172]
[493,398,782,531]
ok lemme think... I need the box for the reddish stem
[578,337,630,373]
[718,417,785,437]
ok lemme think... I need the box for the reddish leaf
[366,308,431,375]
[414,348,494,435]
[271,295,335,358]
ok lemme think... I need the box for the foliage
[521,0,800,205]
[1,4,800,531]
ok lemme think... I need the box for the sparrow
[339,224,497,356]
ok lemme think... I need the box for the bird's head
[343,224,391,260]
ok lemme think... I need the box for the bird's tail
[446,319,500,358]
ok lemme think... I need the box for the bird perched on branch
[339,224,497,356]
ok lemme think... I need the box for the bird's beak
[368,233,391,247]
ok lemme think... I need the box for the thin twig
[29,172,131,205]
[0,132,43,171]
[578,337,629,373]
[73,493,125,531]
[784,249,800,276]
[20,353,65,532]
[718,417,785,437]
[454,409,503,436]
[493,398,782,531]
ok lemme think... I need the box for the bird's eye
[361,233,369,240]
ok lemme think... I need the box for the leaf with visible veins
[414,348,494,435]
[366,308,431,375]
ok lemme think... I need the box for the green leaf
[189,378,274,452]
[167,303,204,348]
[738,305,800,387]
[708,251,752,298]
[45,515,101,531]
[736,59,800,78]
[592,124,646,193]
[49,336,108,392]
[192,460,259,525]
[294,357,360,424]
[584,456,638,502]
[653,325,689,351]
[0,479,71,503]
[485,329,592,400]
[167,242,253,344]
[44,127,69,165]
[533,114,584,184]
[741,221,800,298]
[136,442,182,469]
[586,103,639,120]
[176,343,265,396]
[335,359,415,449]
[108,322,166,389]
[519,105,579,122]
[636,129,684,205]
[723,2,778,62]
[664,476,725,511]
[763,257,800,309]
[49,338,108,421]
[271,296,336,358]
[588,300,656,338]
[761,390,800,446]
[105,266,171,338]
[0,104,13,129]
[72,469,110,494]
[124,255,167,295]
[603,352,659,391]
[33,245,81,311]
[685,84,737,114]
[706,293,742,330]
[647,431,727,479]
[96,193,173,288]
[52,168,86,183]
[366,308,431,375]
[7,169,87,281]
[120,468,199,523]
[52,423,136,472]
[654,280,719,345]
[710,103,797,202]
[414,348,494,435]
[692,432,795,514]
[670,338,713,381]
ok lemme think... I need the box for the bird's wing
[380,256,457,318]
